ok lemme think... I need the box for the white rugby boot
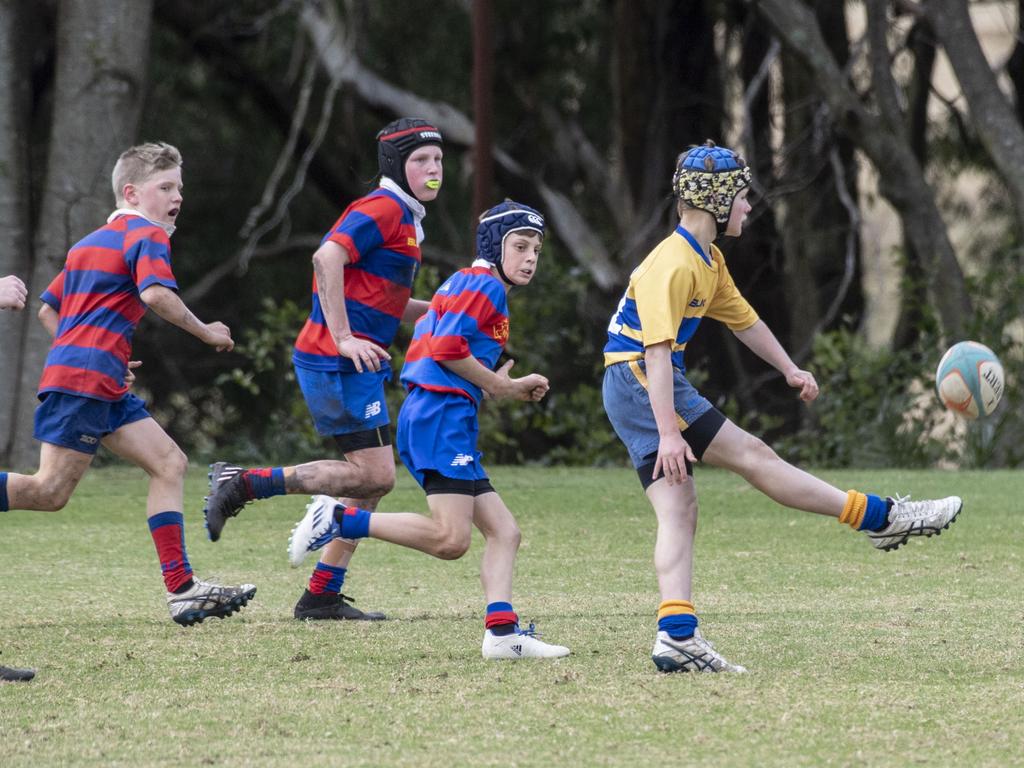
[867,495,962,552]
[168,578,256,626]
[651,629,747,673]
[288,495,342,567]
[482,623,570,660]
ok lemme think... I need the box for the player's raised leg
[1,442,93,512]
[102,417,256,625]
[701,419,962,551]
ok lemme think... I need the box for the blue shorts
[34,392,150,455]
[294,364,391,437]
[602,360,717,468]
[397,387,488,488]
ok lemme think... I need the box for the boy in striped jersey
[0,143,256,626]
[603,141,962,673]
[287,201,570,660]
[201,119,445,622]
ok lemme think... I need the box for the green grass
[1,465,1022,766]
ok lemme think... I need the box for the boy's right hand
[337,334,391,373]
[494,359,550,401]
[0,275,27,310]
[204,321,234,352]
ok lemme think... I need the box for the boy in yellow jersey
[603,140,962,674]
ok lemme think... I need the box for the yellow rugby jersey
[603,225,759,369]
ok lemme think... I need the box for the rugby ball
[935,341,1004,419]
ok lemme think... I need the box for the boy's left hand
[125,360,142,388]
[786,369,819,402]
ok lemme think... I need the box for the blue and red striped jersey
[37,213,178,402]
[293,188,422,372]
[400,266,509,404]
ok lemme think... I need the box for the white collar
[379,178,427,243]
[107,208,175,237]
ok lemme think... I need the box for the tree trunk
[9,0,154,468]
[777,0,860,357]
[0,0,35,464]
[754,0,971,340]
[925,0,1024,235]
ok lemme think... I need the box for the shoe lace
[516,622,541,638]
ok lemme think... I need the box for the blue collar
[675,225,711,267]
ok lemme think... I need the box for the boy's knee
[742,434,778,465]
[356,465,395,498]
[435,532,471,560]
[151,445,188,480]
[36,477,73,511]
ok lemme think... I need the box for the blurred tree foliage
[3,0,1022,469]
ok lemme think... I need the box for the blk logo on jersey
[688,298,706,308]
[364,401,382,419]
[450,454,474,467]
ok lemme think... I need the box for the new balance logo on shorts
[450,454,474,467]
[364,401,382,419]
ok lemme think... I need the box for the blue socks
[309,563,347,594]
[243,467,286,500]
[485,601,518,635]
[859,494,891,532]
[0,472,8,511]
[334,505,372,539]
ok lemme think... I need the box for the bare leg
[313,445,395,569]
[646,477,698,601]
[701,420,847,517]
[285,444,395,499]
[365,493,475,560]
[102,418,187,518]
[471,492,521,603]
[5,443,93,511]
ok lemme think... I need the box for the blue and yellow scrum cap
[476,200,545,283]
[377,117,443,196]
[672,140,752,231]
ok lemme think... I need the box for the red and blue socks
[309,563,347,595]
[486,601,519,636]
[148,511,193,593]
[840,490,891,532]
[242,467,286,500]
[658,599,698,639]
[333,505,372,539]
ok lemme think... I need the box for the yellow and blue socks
[242,467,286,500]
[486,601,519,635]
[658,599,698,639]
[148,511,194,593]
[840,490,891,532]
[334,505,372,539]
[309,563,346,595]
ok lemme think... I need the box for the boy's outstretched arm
[733,320,818,402]
[139,284,234,351]
[441,357,548,402]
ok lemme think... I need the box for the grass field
[1,465,1022,767]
